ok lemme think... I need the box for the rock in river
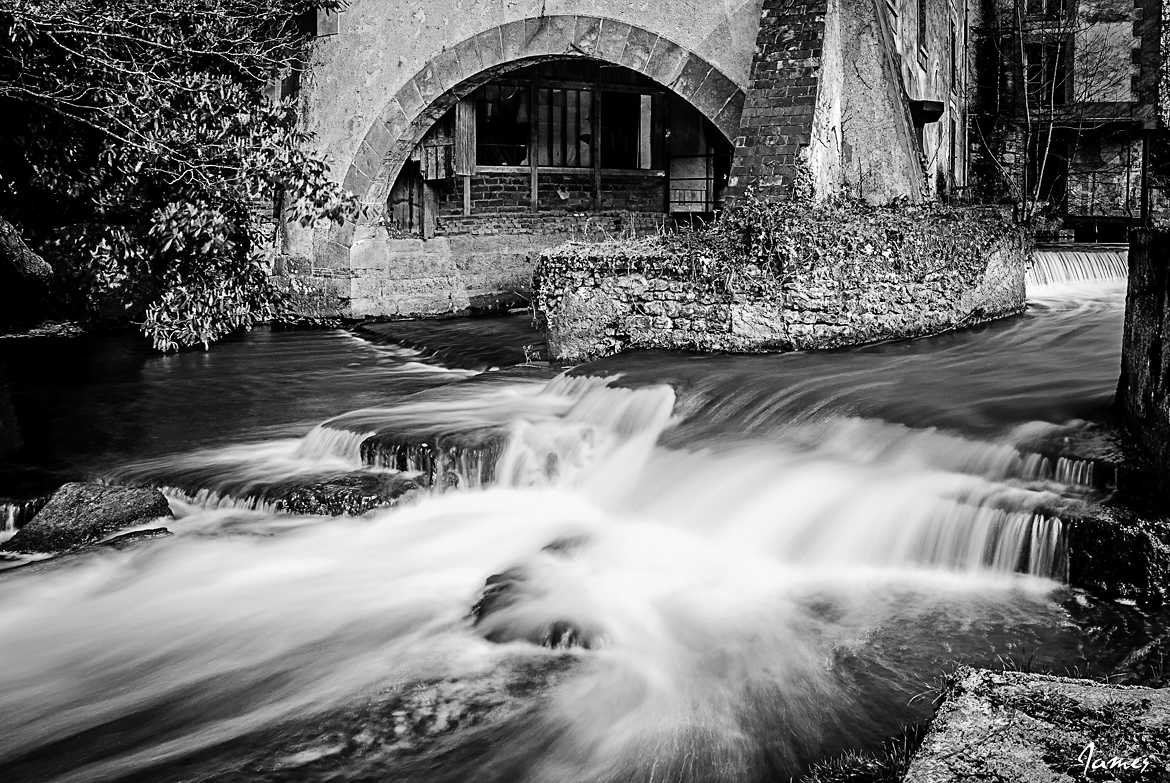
[0,482,173,553]
[271,472,420,516]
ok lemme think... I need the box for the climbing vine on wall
[541,189,1027,300]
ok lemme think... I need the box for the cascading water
[1027,247,1127,287]
[0,276,1137,782]
[0,497,47,544]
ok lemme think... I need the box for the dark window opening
[668,94,730,218]
[1027,130,1071,207]
[1025,41,1071,106]
[917,0,928,54]
[1026,0,1066,16]
[950,22,958,91]
[599,92,657,170]
[476,85,530,166]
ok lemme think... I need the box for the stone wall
[535,205,1029,361]
[279,210,667,319]
[728,0,827,196]
[1118,229,1170,491]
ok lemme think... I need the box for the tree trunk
[0,216,53,328]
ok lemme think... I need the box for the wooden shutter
[454,99,477,177]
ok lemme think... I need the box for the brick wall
[728,0,828,197]
[433,170,667,218]
[537,172,594,212]
[601,173,666,211]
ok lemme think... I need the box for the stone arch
[339,15,747,212]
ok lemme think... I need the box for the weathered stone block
[594,19,632,62]
[474,26,505,68]
[572,15,602,56]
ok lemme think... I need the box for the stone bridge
[282,0,953,319]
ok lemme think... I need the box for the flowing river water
[0,252,1154,782]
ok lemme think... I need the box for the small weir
[1028,246,1128,287]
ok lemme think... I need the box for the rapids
[0,249,1147,782]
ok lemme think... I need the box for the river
[0,253,1154,782]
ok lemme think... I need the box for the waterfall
[0,497,49,543]
[1013,452,1095,488]
[1028,248,1127,288]
[1,504,16,543]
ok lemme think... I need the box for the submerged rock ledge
[904,667,1170,782]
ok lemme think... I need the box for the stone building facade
[282,0,979,319]
[967,0,1167,239]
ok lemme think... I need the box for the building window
[950,21,958,92]
[476,85,530,166]
[536,87,592,167]
[1025,0,1066,16]
[950,117,960,184]
[917,0,928,55]
[599,92,656,169]
[1025,41,1071,105]
[473,80,659,170]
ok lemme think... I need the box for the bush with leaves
[0,0,359,349]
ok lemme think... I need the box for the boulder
[271,472,419,516]
[0,216,53,329]
[904,667,1170,783]
[470,558,598,650]
[1,482,173,553]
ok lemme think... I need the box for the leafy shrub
[0,1,359,350]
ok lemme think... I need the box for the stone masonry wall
[279,210,667,319]
[535,206,1028,361]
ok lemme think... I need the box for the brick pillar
[726,0,829,199]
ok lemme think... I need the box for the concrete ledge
[905,667,1170,782]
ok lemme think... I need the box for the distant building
[967,0,1167,240]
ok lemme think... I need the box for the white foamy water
[0,280,1131,782]
[1027,247,1127,289]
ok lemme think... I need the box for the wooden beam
[592,82,602,211]
[530,81,539,209]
